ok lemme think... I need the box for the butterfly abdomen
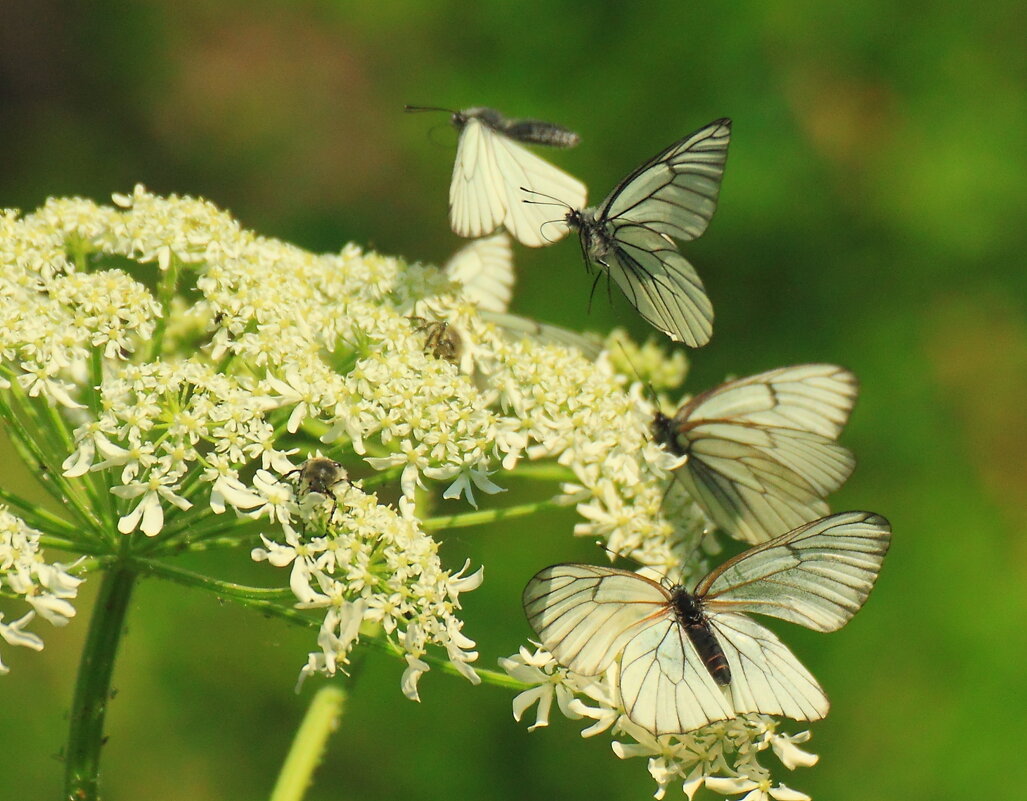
[501,120,580,148]
[672,588,732,686]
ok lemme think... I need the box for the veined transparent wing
[599,119,732,243]
[698,511,892,632]
[523,564,671,677]
[444,233,515,313]
[603,224,713,347]
[618,615,735,734]
[677,364,857,439]
[662,364,858,542]
[708,612,828,722]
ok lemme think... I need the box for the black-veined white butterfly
[523,510,890,736]
[652,364,857,543]
[556,118,731,346]
[406,105,588,247]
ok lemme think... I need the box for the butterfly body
[671,587,732,685]
[451,108,581,148]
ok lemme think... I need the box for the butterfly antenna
[614,340,661,409]
[594,540,626,563]
[403,104,457,115]
[537,218,568,244]
[520,186,573,210]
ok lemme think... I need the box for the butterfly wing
[480,310,603,359]
[523,564,671,677]
[449,118,508,241]
[449,118,587,247]
[444,233,515,313]
[698,511,892,632]
[668,364,858,542]
[601,224,713,346]
[706,611,829,722]
[489,133,587,247]
[598,119,731,244]
[618,616,735,734]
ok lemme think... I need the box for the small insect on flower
[549,118,731,346]
[651,364,858,543]
[409,316,464,364]
[405,105,588,247]
[287,458,349,519]
[523,511,891,736]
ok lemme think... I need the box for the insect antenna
[403,104,458,115]
[519,186,574,210]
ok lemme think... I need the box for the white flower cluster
[0,506,83,674]
[502,646,819,800]
[0,187,696,700]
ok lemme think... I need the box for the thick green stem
[269,686,347,801]
[64,564,138,801]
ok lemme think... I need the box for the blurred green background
[1,1,1024,799]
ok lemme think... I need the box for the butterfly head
[403,104,482,131]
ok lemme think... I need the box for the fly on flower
[542,118,731,346]
[409,316,464,365]
[405,105,588,247]
[523,511,891,736]
[652,364,857,543]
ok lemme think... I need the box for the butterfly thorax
[566,208,611,262]
[453,107,505,131]
[670,586,732,686]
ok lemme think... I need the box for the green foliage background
[1,2,1023,799]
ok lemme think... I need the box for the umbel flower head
[0,186,850,799]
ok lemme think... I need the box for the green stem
[129,557,294,601]
[0,486,79,537]
[0,389,103,536]
[423,497,567,531]
[64,564,138,801]
[269,686,347,801]
[507,462,577,482]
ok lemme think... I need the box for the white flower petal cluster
[253,488,483,696]
[501,646,819,800]
[0,506,83,673]
[1,187,695,702]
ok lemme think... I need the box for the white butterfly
[652,364,857,543]
[523,510,891,736]
[407,106,588,247]
[562,118,731,346]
